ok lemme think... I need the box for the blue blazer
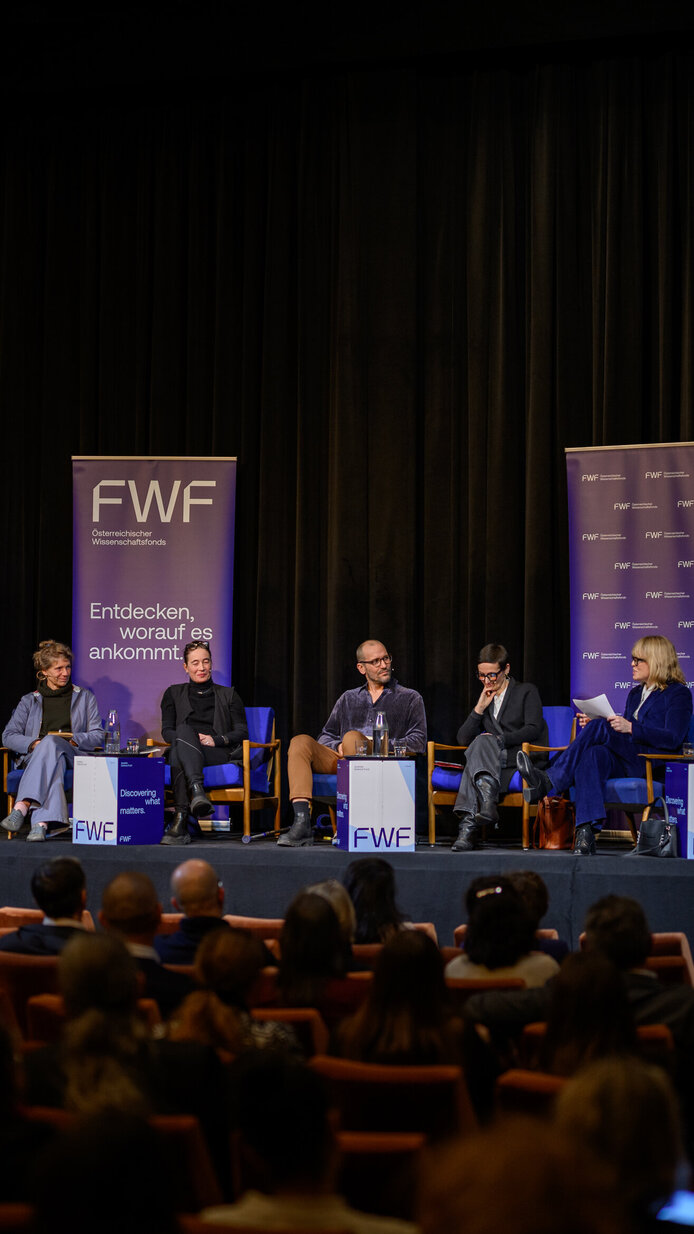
[624,680,692,755]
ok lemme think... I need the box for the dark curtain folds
[2,44,694,754]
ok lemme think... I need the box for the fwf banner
[566,443,694,713]
[72,456,237,739]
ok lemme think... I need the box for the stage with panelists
[7,18,694,1221]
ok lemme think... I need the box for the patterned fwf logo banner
[566,443,694,713]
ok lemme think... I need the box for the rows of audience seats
[0,855,692,1234]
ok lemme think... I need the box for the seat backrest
[245,707,276,792]
[224,913,284,939]
[250,1006,329,1056]
[0,954,60,1036]
[543,705,575,748]
[309,1054,477,1140]
[495,1068,567,1118]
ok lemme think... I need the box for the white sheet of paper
[572,693,614,719]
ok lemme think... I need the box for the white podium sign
[335,757,416,852]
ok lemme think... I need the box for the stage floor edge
[0,835,692,951]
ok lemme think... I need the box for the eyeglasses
[631,657,648,666]
[478,670,503,682]
[359,655,392,667]
[184,640,211,655]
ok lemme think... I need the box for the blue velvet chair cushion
[431,765,523,794]
[164,705,275,796]
[7,768,74,796]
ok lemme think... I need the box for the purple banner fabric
[72,457,236,740]
[566,444,694,714]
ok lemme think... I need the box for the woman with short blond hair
[519,634,692,855]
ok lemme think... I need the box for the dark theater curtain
[1,45,694,752]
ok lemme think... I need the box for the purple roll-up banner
[72,457,236,740]
[566,444,694,714]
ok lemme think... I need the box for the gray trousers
[15,735,75,826]
[453,733,504,818]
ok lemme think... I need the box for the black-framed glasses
[631,656,647,666]
[478,670,502,682]
[359,655,392,667]
[184,640,211,655]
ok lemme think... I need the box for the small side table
[334,756,416,853]
[72,754,165,846]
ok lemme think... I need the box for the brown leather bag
[533,796,575,850]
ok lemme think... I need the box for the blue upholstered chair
[159,705,281,840]
[1,749,74,841]
[602,714,694,844]
[427,705,575,850]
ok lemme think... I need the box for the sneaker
[1,808,25,833]
[27,822,47,842]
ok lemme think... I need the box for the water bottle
[373,711,388,756]
[105,708,120,755]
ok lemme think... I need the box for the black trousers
[168,723,242,809]
[453,733,504,818]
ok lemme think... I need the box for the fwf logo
[582,592,600,600]
[92,480,216,523]
[678,561,694,569]
[582,532,600,541]
[613,502,631,511]
[353,827,413,850]
[614,621,631,629]
[678,621,694,629]
[614,682,633,689]
[581,474,599,482]
[677,500,694,508]
[582,652,600,659]
[645,531,663,539]
[614,562,631,570]
[646,591,663,599]
[645,471,662,479]
[74,819,117,845]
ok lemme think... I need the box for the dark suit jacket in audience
[0,924,86,955]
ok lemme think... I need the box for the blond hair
[631,635,685,689]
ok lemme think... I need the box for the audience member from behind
[555,1058,687,1232]
[343,857,408,944]
[33,1112,177,1234]
[305,878,364,969]
[170,926,299,1057]
[419,1117,625,1234]
[506,869,569,962]
[99,871,192,1018]
[0,1022,55,1200]
[335,930,464,1065]
[155,858,228,964]
[538,952,638,1076]
[0,857,89,954]
[279,892,346,1007]
[23,932,231,1190]
[199,1053,416,1234]
[445,876,559,986]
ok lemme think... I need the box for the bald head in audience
[170,859,224,918]
[99,871,162,945]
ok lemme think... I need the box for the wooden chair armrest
[428,742,467,754]
[247,739,281,753]
[520,742,568,755]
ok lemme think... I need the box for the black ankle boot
[189,781,214,818]
[475,773,500,826]
[277,805,313,847]
[573,822,597,855]
[451,814,480,852]
[161,810,192,846]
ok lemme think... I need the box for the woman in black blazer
[159,640,248,845]
[452,642,544,853]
